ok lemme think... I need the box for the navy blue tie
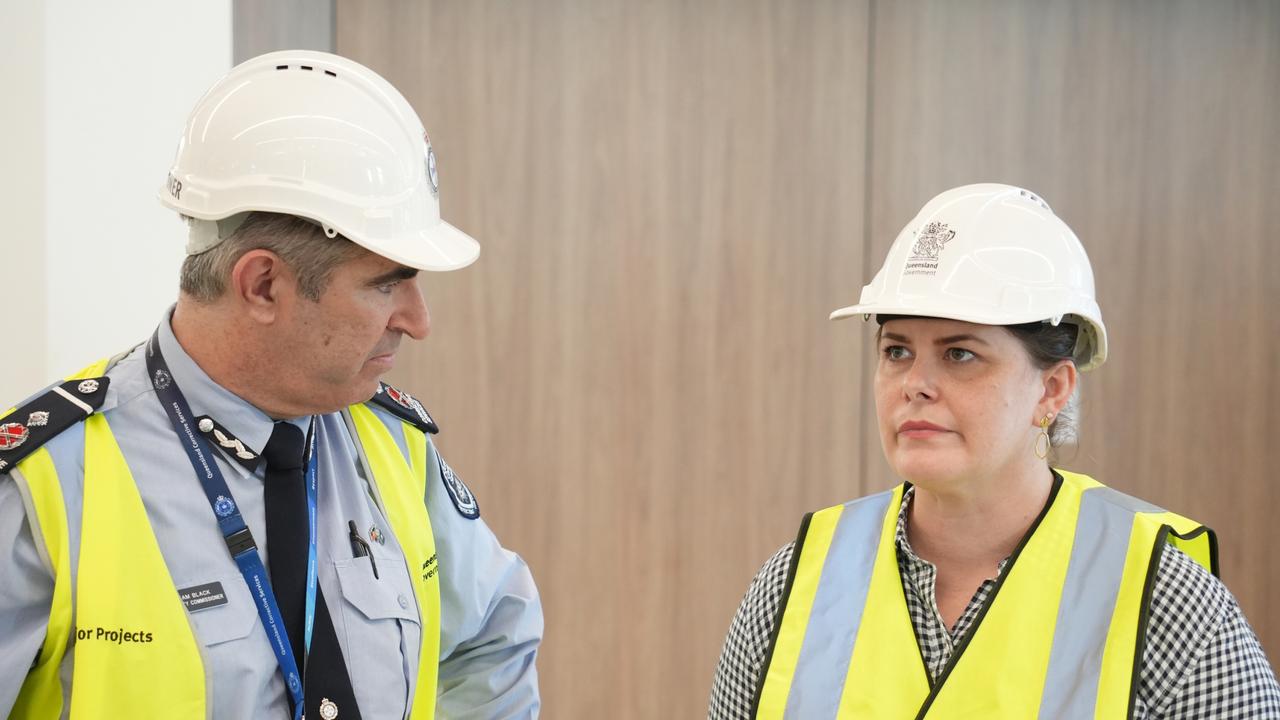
[263,422,361,720]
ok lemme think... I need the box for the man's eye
[377,281,400,294]
[945,347,976,362]
[883,345,911,361]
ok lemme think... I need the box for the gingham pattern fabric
[708,488,1280,719]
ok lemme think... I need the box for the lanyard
[146,331,317,720]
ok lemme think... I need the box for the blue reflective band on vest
[146,331,317,720]
[785,491,892,718]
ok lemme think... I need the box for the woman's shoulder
[747,542,796,609]
[1144,544,1231,681]
[1149,542,1227,616]
[1140,543,1280,716]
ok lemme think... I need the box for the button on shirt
[0,312,543,718]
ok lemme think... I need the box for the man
[0,50,541,719]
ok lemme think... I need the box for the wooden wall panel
[339,1,871,715]
[233,0,334,62]
[866,0,1280,662]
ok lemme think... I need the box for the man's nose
[392,281,431,340]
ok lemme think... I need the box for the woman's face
[874,317,1052,491]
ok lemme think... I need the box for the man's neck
[171,298,292,419]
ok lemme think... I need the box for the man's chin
[316,378,384,414]
[352,376,385,404]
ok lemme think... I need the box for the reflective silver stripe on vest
[784,490,894,717]
[1038,487,1161,718]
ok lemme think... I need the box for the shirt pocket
[183,575,259,646]
[334,552,422,717]
[179,574,290,719]
[336,557,420,624]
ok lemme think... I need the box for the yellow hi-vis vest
[754,470,1218,720]
[6,361,443,719]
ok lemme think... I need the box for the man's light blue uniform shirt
[0,313,542,718]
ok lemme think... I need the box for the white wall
[1,1,232,408]
[1,1,48,409]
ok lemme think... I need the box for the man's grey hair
[179,212,366,302]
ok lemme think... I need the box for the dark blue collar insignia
[368,382,439,434]
[194,415,263,473]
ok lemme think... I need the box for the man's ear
[1034,359,1078,425]
[229,249,292,324]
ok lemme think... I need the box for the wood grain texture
[233,0,334,62]
[339,1,871,715]
[865,0,1280,665]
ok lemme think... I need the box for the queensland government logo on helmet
[904,221,956,277]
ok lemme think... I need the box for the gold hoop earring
[1034,415,1052,460]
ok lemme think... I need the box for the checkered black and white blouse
[708,487,1280,719]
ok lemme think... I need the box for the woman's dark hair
[1004,321,1081,450]
[1003,321,1078,369]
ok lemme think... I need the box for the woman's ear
[1035,359,1077,424]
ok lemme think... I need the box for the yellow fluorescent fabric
[8,449,72,720]
[756,471,1216,719]
[10,364,442,718]
[921,477,1086,718]
[837,484,928,717]
[1095,510,1211,716]
[755,504,845,719]
[1156,512,1215,571]
[10,359,132,720]
[1095,518,1154,717]
[70,412,206,718]
[349,404,442,720]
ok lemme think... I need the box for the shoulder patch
[438,454,479,520]
[1,377,110,474]
[368,382,439,434]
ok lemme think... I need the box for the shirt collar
[156,306,309,459]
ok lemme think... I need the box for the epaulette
[1,377,110,474]
[367,382,439,434]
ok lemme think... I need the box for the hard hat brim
[349,219,481,273]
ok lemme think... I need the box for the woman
[708,184,1279,719]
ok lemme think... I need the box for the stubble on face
[274,252,422,413]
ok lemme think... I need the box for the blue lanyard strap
[304,429,318,655]
[146,331,316,719]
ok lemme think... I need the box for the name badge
[178,581,229,612]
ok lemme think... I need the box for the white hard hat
[159,50,478,272]
[831,183,1107,370]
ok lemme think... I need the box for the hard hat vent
[274,64,339,78]
[1018,189,1050,211]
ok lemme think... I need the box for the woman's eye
[883,345,911,361]
[945,347,976,362]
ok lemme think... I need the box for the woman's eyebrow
[935,333,989,346]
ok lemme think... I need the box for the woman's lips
[897,420,949,438]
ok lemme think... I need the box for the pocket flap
[335,557,419,624]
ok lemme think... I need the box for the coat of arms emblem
[909,221,956,260]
